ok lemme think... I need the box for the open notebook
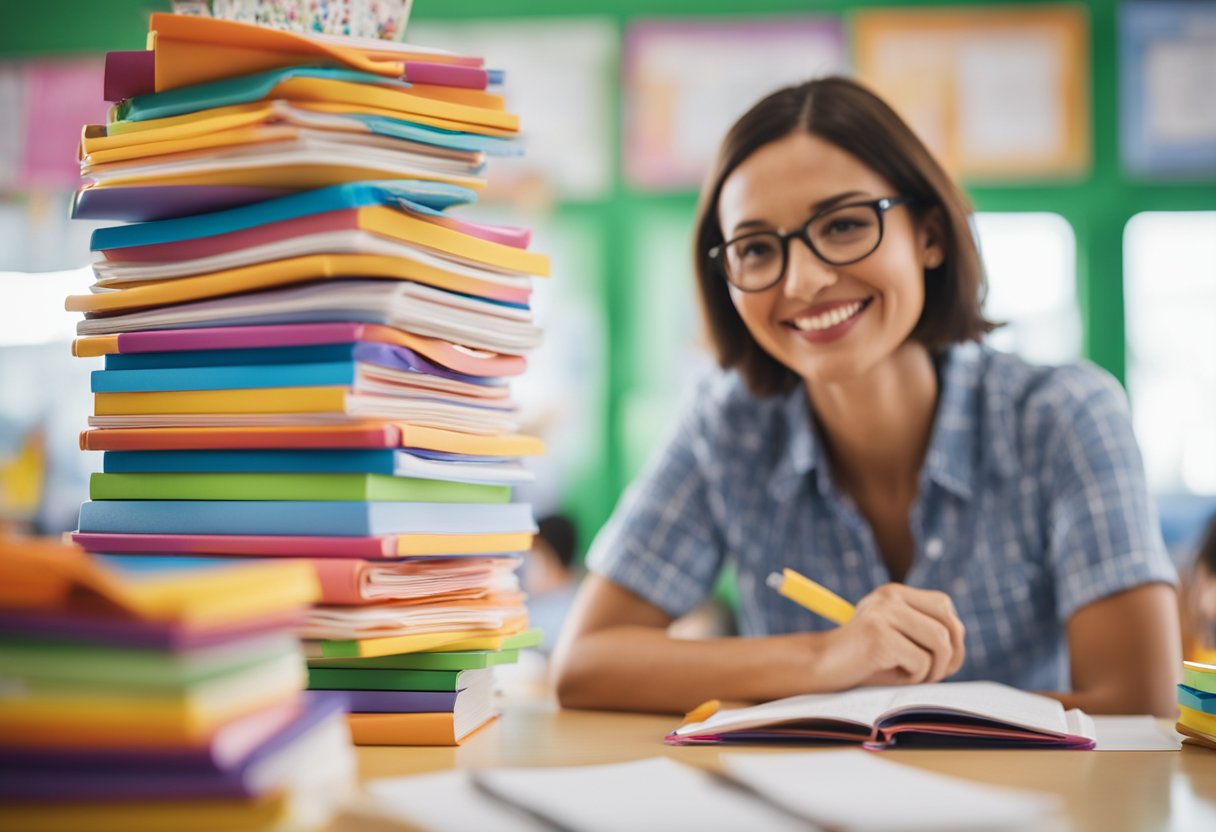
[669,681,1096,750]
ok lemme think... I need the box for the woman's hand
[815,584,966,689]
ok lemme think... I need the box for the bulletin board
[623,17,847,191]
[854,6,1090,181]
[405,17,618,203]
[1119,1,1216,177]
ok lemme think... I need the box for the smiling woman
[551,77,1181,718]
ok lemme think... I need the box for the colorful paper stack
[1177,660,1216,751]
[66,13,548,746]
[0,534,355,831]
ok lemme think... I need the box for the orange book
[347,712,496,746]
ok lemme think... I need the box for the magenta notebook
[72,531,406,559]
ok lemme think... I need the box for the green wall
[4,0,1213,543]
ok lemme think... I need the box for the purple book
[312,688,457,713]
[0,693,348,801]
[0,609,303,651]
[72,185,293,222]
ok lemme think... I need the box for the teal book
[89,472,510,503]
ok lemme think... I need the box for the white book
[76,280,542,354]
[82,132,486,189]
[92,229,532,286]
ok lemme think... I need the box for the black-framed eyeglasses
[709,196,919,292]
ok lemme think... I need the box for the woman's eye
[739,240,776,259]
[825,218,868,235]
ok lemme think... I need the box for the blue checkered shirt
[587,342,1177,692]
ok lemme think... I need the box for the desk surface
[349,697,1216,832]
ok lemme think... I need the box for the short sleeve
[1044,368,1178,622]
[584,380,727,619]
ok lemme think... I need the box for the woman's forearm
[552,626,828,714]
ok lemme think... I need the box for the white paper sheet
[722,749,1061,832]
[1092,716,1182,751]
[366,770,545,832]
[475,757,814,832]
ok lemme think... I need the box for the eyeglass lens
[722,202,885,290]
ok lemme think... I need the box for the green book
[308,648,519,671]
[499,628,544,650]
[90,472,510,503]
[307,666,476,692]
[0,634,297,689]
[1185,666,1216,695]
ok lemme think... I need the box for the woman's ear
[917,206,947,269]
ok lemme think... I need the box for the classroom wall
[1,0,1213,551]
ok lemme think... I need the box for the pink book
[98,209,530,263]
[71,531,533,559]
[72,322,527,377]
[309,555,519,605]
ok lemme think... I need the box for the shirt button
[924,537,944,560]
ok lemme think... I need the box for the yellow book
[66,250,543,316]
[0,536,318,627]
[95,386,350,416]
[101,98,517,141]
[305,622,528,659]
[0,655,305,746]
[0,794,290,832]
[1179,704,1216,737]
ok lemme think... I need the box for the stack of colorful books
[66,13,547,746]
[0,534,354,831]
[1178,660,1216,751]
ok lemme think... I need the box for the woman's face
[716,131,942,386]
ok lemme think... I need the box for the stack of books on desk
[0,534,354,831]
[1177,660,1216,751]
[307,628,542,745]
[66,13,548,747]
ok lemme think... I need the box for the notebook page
[474,757,814,832]
[675,687,899,737]
[881,681,1076,736]
[722,750,1061,831]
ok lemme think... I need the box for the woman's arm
[1039,583,1180,717]
[551,574,966,714]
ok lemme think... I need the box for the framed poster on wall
[623,17,847,191]
[1120,1,1216,177]
[853,6,1090,182]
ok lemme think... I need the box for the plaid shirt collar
[768,342,1021,503]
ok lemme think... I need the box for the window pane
[1125,211,1216,495]
[973,212,1081,365]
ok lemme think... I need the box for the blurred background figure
[524,513,580,654]
[1183,514,1216,665]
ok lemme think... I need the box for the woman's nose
[782,236,837,298]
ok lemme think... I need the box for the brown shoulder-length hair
[693,76,997,398]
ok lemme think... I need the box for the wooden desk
[350,697,1216,832]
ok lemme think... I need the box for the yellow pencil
[766,567,855,625]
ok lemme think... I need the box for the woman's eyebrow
[728,190,870,238]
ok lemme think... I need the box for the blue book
[77,500,536,536]
[91,179,477,251]
[102,342,498,382]
[92,343,499,393]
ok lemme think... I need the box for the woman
[551,77,1180,716]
